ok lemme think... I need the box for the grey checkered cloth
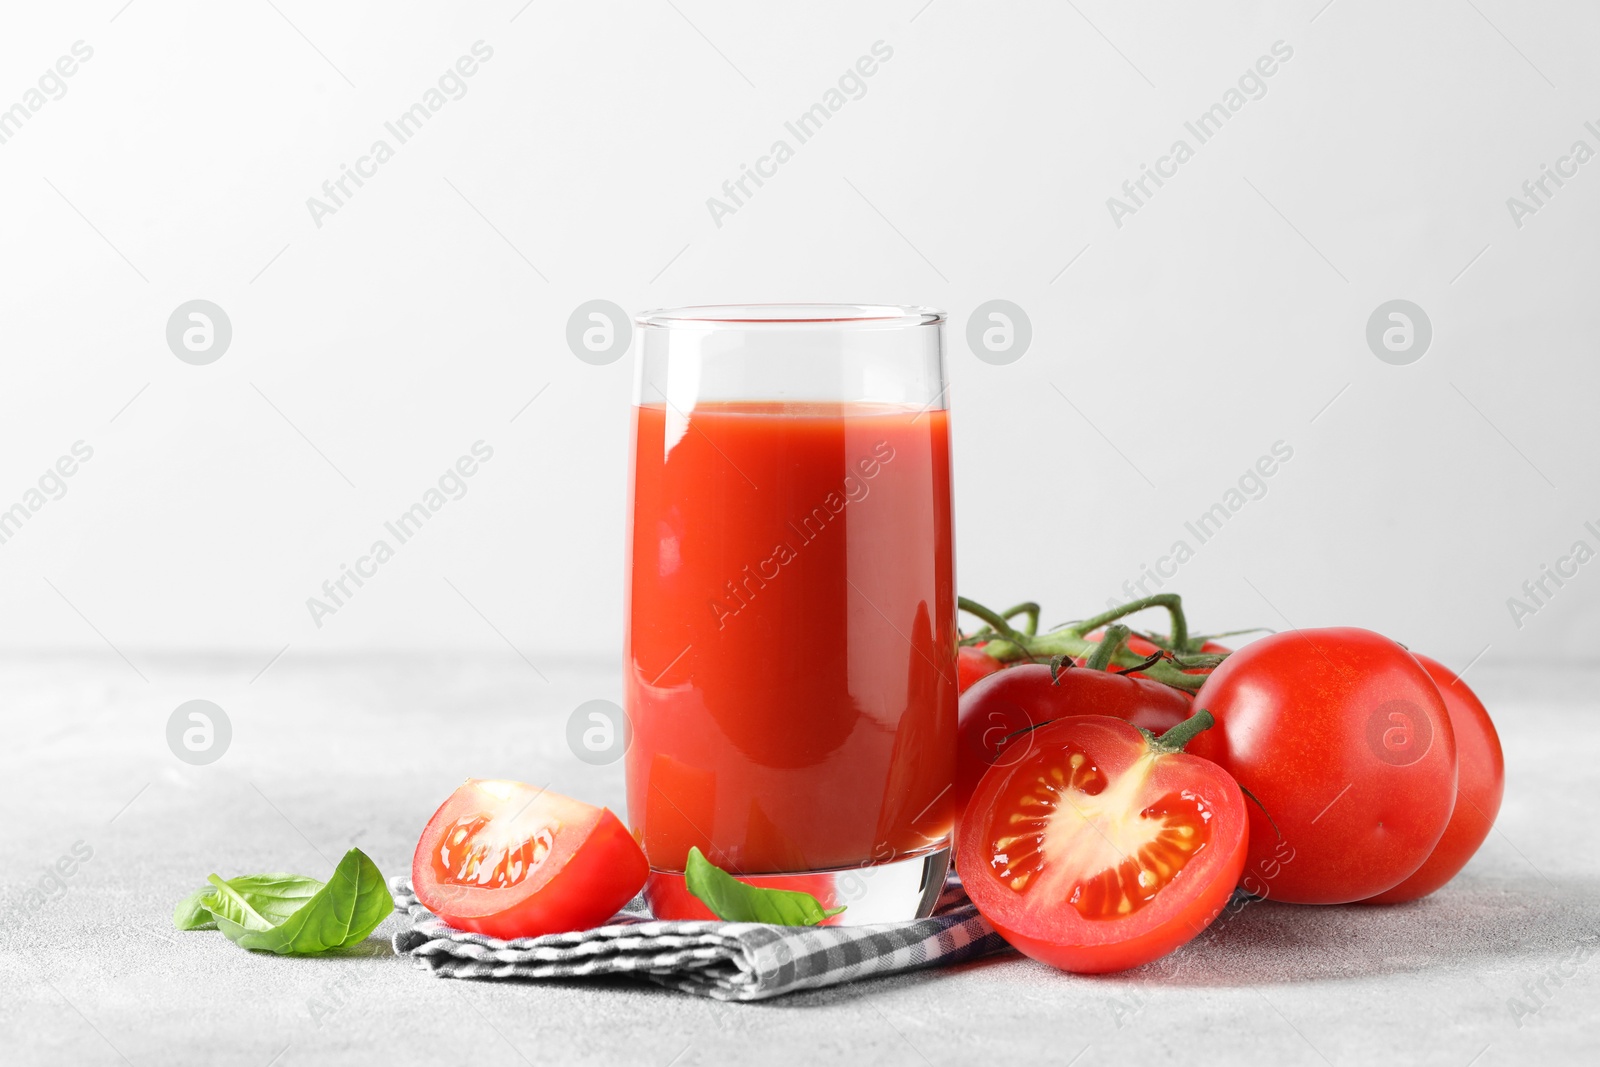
[389,872,1011,1001]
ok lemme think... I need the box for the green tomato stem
[1063,593,1192,653]
[1084,624,1129,672]
[1150,708,1215,754]
[958,597,1027,644]
[997,601,1042,637]
[958,593,1214,692]
[993,629,1208,692]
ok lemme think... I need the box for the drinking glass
[624,304,956,923]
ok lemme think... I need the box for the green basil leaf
[220,874,325,924]
[172,887,219,930]
[683,847,846,926]
[174,874,323,932]
[208,873,275,932]
[204,850,390,955]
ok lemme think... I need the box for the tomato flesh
[412,780,648,939]
[959,715,1246,974]
[989,739,1215,921]
[431,812,556,889]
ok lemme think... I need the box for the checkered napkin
[388,872,1012,1001]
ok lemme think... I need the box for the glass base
[644,846,951,926]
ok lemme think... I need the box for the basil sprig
[684,847,846,926]
[172,848,390,954]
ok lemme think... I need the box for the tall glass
[624,305,956,924]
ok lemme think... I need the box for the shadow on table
[317,936,396,959]
[1110,868,1600,988]
[393,869,1600,1007]
[762,868,1600,1005]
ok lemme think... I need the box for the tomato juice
[625,401,956,877]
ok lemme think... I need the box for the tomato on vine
[958,644,1007,692]
[954,625,1221,821]
[960,594,1226,694]
[957,601,1041,693]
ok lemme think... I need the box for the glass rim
[635,303,945,329]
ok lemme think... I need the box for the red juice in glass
[624,306,956,923]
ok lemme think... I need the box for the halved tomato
[957,714,1246,973]
[412,780,648,939]
[954,663,1218,825]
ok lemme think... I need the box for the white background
[2,0,1597,677]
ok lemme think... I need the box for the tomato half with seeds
[957,713,1247,974]
[412,780,648,939]
[954,663,1218,823]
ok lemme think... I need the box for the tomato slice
[958,715,1246,973]
[412,780,648,939]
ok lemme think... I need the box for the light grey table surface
[2,652,1596,1066]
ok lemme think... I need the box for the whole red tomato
[1194,628,1457,904]
[954,662,1219,821]
[958,644,1007,693]
[958,713,1247,973]
[1363,653,1504,903]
